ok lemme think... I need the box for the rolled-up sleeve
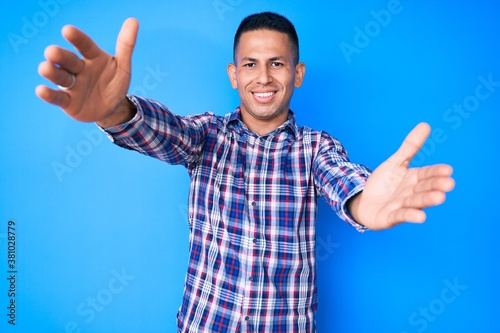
[313,132,372,232]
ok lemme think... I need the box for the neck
[240,110,289,136]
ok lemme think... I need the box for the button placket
[241,133,259,331]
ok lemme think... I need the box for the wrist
[97,96,137,128]
[346,192,362,223]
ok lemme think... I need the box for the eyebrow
[241,56,286,62]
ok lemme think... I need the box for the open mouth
[253,91,277,103]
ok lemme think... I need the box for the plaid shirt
[102,95,371,333]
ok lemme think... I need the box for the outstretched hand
[36,18,139,127]
[349,123,455,230]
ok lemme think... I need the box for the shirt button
[252,238,257,244]
[248,276,253,281]
[245,316,250,321]
[251,201,256,207]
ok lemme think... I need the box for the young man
[36,12,454,333]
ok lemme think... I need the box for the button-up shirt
[102,95,372,333]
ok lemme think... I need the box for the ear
[294,62,306,88]
[227,63,238,89]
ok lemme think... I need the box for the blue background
[1,0,499,332]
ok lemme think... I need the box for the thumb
[115,18,139,72]
[389,122,431,166]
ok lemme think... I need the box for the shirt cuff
[340,180,369,233]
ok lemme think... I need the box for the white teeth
[254,92,275,98]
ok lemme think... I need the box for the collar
[222,107,299,138]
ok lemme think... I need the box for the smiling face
[227,29,305,135]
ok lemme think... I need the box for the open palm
[36,18,139,125]
[351,123,455,230]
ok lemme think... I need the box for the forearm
[99,95,212,166]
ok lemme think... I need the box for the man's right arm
[37,19,211,168]
[100,94,213,168]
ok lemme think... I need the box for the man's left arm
[312,132,372,232]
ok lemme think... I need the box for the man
[36,12,454,333]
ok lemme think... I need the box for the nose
[256,66,272,85]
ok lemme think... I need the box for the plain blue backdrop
[1,0,499,332]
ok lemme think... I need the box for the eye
[271,62,284,67]
[243,63,256,68]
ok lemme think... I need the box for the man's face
[227,29,305,134]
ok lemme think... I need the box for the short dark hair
[233,12,300,65]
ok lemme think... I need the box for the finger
[416,164,454,180]
[38,61,76,88]
[389,122,431,166]
[413,176,456,194]
[115,18,139,72]
[403,191,446,209]
[62,24,103,60]
[387,208,427,224]
[35,85,70,109]
[44,45,84,74]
